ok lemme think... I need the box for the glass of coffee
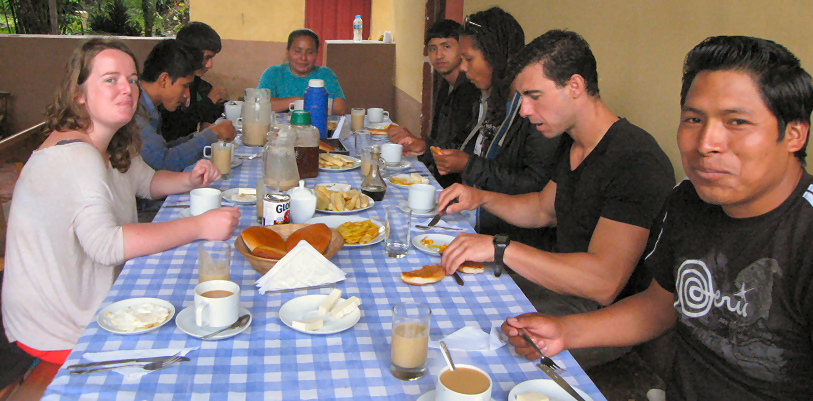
[390,302,431,380]
[351,108,366,131]
[198,241,231,283]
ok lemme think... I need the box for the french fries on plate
[315,186,370,212]
[319,153,357,170]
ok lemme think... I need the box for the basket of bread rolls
[235,224,344,275]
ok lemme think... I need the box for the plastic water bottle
[353,15,363,42]
[303,79,328,138]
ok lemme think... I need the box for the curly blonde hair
[45,38,143,173]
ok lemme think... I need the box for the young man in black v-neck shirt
[436,30,675,368]
[387,20,480,188]
[501,36,813,400]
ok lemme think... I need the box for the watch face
[494,234,509,245]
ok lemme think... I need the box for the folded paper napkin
[428,325,506,352]
[80,347,197,380]
[255,240,346,294]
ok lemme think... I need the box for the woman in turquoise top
[258,28,348,115]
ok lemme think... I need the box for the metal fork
[519,331,565,372]
[70,352,183,375]
[237,153,261,160]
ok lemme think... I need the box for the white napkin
[255,240,346,294]
[428,326,506,352]
[79,347,197,380]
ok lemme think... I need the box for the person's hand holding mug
[196,207,241,241]
[209,119,236,142]
[388,126,426,155]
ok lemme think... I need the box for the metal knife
[66,356,190,370]
[426,198,459,227]
[452,272,465,286]
[536,362,587,401]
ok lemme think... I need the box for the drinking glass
[390,302,431,380]
[384,205,411,258]
[351,108,366,131]
[354,129,372,157]
[198,241,231,283]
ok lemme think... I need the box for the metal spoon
[200,314,250,340]
[439,341,456,371]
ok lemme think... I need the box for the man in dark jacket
[161,22,229,142]
[437,30,675,368]
[388,20,479,188]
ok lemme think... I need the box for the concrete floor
[587,351,665,401]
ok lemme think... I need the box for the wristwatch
[493,234,510,277]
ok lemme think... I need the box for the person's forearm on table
[503,218,650,305]
[269,97,301,113]
[556,280,677,350]
[331,98,347,115]
[121,218,207,260]
[149,170,198,199]
[480,190,553,228]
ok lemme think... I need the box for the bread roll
[401,264,445,286]
[242,226,287,259]
[458,261,485,274]
[319,140,335,151]
[285,223,332,253]
[430,146,444,156]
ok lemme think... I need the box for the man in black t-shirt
[388,20,480,188]
[437,30,675,368]
[500,36,813,400]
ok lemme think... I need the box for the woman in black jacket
[433,7,559,250]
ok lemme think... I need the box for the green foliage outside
[0,0,189,37]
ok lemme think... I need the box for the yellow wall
[191,0,305,42]
[371,0,395,41]
[391,0,426,103]
[463,0,813,177]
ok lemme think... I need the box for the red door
[305,0,372,64]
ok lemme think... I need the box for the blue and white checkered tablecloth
[43,138,607,401]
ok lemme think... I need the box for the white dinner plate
[384,160,411,170]
[387,173,430,189]
[279,294,361,335]
[416,390,495,401]
[97,297,175,336]
[175,306,252,340]
[508,379,594,401]
[412,233,455,256]
[314,184,375,214]
[222,188,257,204]
[319,155,361,172]
[304,216,385,247]
[203,156,242,169]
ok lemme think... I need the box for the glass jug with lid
[243,88,273,147]
[263,125,300,192]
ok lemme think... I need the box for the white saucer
[222,188,256,204]
[412,233,455,256]
[175,306,252,340]
[417,390,495,401]
[279,294,361,335]
[97,298,175,335]
[179,208,192,218]
[385,160,411,170]
[410,208,437,218]
[203,156,243,168]
[508,379,593,401]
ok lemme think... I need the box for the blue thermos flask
[304,79,328,138]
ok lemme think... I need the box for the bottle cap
[308,79,325,88]
[356,15,361,18]
[290,110,311,126]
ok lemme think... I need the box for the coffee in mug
[434,364,493,401]
[201,290,233,298]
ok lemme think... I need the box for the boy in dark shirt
[501,36,813,400]
[161,22,229,142]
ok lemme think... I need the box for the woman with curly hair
[434,7,559,250]
[1,39,239,365]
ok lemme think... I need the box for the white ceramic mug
[367,108,389,123]
[380,143,403,165]
[224,101,243,123]
[190,188,222,216]
[434,364,493,401]
[288,99,304,111]
[408,184,436,212]
[194,280,239,328]
[383,31,393,43]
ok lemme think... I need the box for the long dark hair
[461,7,524,124]
[45,38,142,173]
